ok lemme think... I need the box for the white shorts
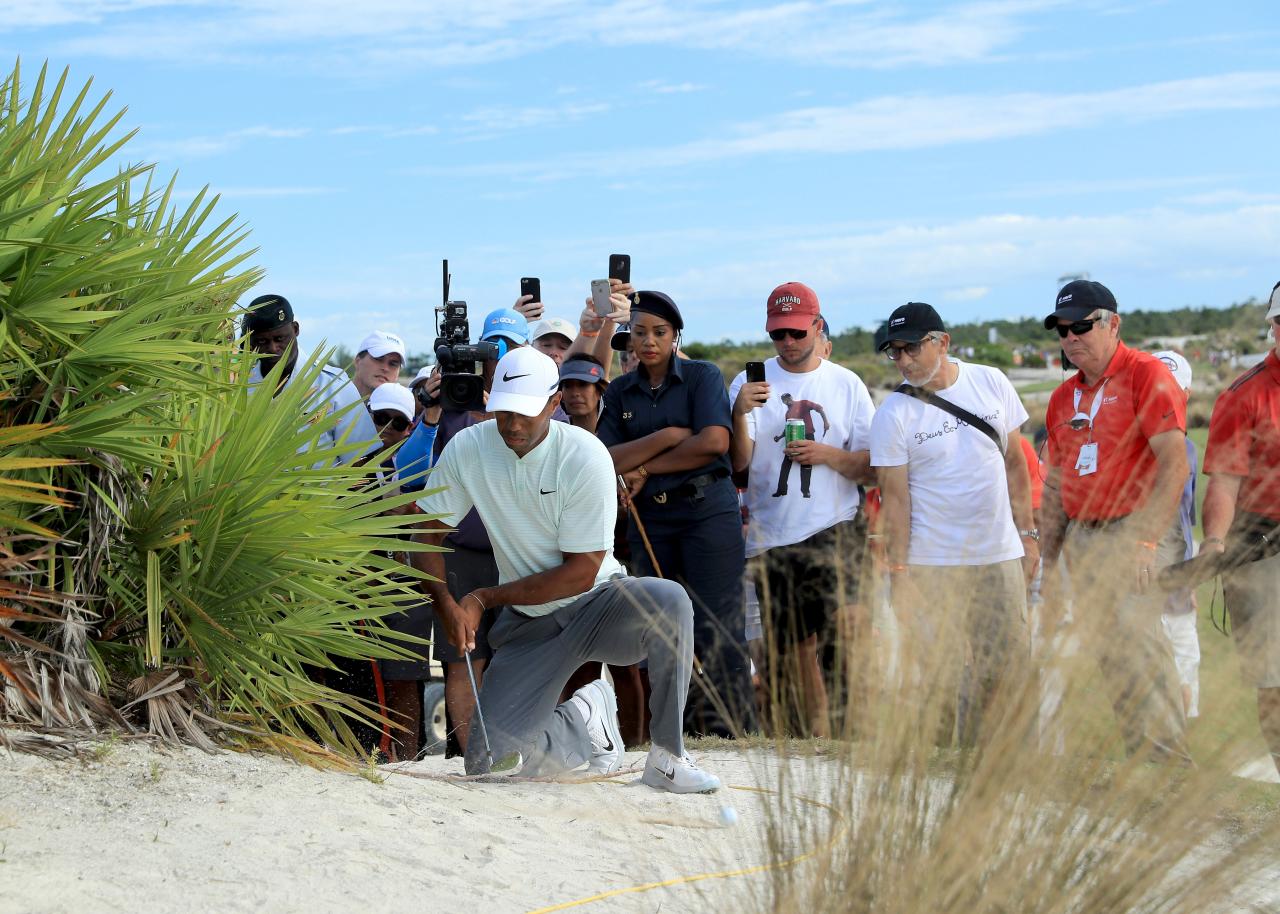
[1161,612,1200,718]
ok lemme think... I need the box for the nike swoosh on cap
[502,371,530,381]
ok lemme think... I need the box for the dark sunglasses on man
[372,410,411,432]
[1056,317,1102,338]
[769,320,820,342]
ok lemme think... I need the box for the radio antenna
[442,258,450,306]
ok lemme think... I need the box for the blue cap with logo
[481,308,530,344]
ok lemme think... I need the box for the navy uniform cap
[632,290,684,331]
[243,294,295,334]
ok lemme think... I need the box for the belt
[650,472,720,505]
[1071,516,1127,530]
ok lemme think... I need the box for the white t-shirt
[869,359,1028,566]
[416,420,624,617]
[248,361,372,466]
[728,358,875,558]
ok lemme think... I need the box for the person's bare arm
[877,464,911,567]
[785,441,871,483]
[1039,465,1067,567]
[473,551,606,617]
[410,518,480,652]
[1201,473,1243,555]
[1135,430,1191,544]
[730,381,770,474]
[1128,430,1190,592]
[639,426,729,476]
[607,426,694,474]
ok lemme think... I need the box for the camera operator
[422,306,530,757]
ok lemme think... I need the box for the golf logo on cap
[1057,292,1073,305]
[890,317,906,327]
[1159,356,1177,371]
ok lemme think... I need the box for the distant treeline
[684,298,1267,364]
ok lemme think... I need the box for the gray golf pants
[464,575,693,776]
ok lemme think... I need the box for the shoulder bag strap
[894,383,1006,456]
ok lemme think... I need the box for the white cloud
[140,124,311,159]
[945,286,991,301]
[418,70,1280,180]
[43,0,1058,71]
[638,80,708,94]
[455,101,610,138]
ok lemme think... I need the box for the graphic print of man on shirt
[772,392,829,498]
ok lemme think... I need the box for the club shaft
[464,648,493,763]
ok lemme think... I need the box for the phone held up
[608,254,631,284]
[745,361,766,384]
[590,279,613,318]
[520,277,541,305]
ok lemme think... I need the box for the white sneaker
[569,678,623,775]
[641,746,721,794]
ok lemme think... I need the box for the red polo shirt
[1204,350,1280,522]
[1046,342,1187,521]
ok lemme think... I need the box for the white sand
[0,742,834,914]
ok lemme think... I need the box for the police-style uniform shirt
[247,360,375,465]
[597,356,733,494]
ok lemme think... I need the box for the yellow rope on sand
[525,784,846,914]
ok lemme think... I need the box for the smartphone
[590,279,613,317]
[608,254,631,284]
[745,361,766,383]
[520,277,541,304]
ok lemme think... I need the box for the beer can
[785,418,806,444]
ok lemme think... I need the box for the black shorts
[378,583,434,681]
[434,545,501,664]
[753,518,865,647]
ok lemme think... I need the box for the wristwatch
[1019,528,1040,541]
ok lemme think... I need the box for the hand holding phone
[516,277,544,322]
[735,361,770,416]
[608,254,631,284]
[590,279,613,318]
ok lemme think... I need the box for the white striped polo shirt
[417,419,624,617]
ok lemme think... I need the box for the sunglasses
[769,326,811,341]
[372,410,411,432]
[885,339,934,361]
[1056,318,1101,338]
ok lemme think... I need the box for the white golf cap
[1153,350,1192,392]
[1267,281,1280,320]
[532,317,578,344]
[411,365,433,386]
[487,347,560,417]
[368,382,416,420]
[358,330,406,359]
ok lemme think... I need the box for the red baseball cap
[766,282,821,332]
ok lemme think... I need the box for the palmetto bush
[0,62,429,760]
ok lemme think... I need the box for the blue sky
[4,1,1278,352]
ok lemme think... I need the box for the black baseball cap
[1043,280,1117,330]
[242,294,295,334]
[877,302,945,351]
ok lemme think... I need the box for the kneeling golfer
[412,347,719,793]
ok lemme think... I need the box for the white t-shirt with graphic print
[870,359,1028,567]
[729,357,875,558]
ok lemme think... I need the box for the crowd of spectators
[240,273,1280,785]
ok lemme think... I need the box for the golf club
[463,647,521,775]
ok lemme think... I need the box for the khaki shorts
[1225,549,1280,689]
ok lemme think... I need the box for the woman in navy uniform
[598,291,755,737]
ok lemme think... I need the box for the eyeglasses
[769,326,811,341]
[885,338,934,361]
[1056,318,1101,338]
[372,410,411,432]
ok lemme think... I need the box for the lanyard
[1071,378,1109,439]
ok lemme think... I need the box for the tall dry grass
[749,554,1279,914]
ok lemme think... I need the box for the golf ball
[718,805,739,827]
